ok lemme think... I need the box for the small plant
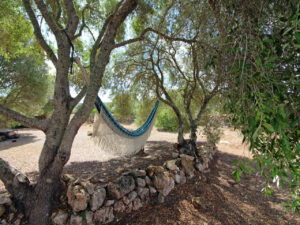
[201,114,223,146]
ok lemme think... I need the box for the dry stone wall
[0,146,217,225]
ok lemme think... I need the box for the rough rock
[107,176,135,199]
[195,162,205,172]
[165,159,179,171]
[145,176,151,185]
[94,207,114,224]
[52,210,68,225]
[132,197,143,211]
[171,152,179,158]
[105,200,115,207]
[180,154,195,161]
[137,187,149,200]
[146,165,164,177]
[85,211,94,225]
[180,154,195,177]
[8,212,14,222]
[91,187,106,211]
[149,186,157,195]
[114,200,125,213]
[87,131,93,136]
[67,185,89,212]
[0,205,5,217]
[132,169,146,177]
[13,218,21,225]
[126,202,133,213]
[153,171,175,196]
[136,178,146,187]
[123,191,137,205]
[62,174,75,182]
[80,181,95,195]
[0,194,12,205]
[174,174,181,184]
[69,215,82,225]
[157,193,165,203]
[179,170,187,184]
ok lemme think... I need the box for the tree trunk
[177,115,185,145]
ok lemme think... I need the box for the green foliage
[134,96,156,126]
[0,55,53,127]
[110,92,134,122]
[155,103,190,133]
[0,0,40,59]
[201,114,223,146]
[225,0,300,212]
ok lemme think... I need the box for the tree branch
[112,27,203,49]
[0,158,31,201]
[22,0,58,67]
[0,104,48,131]
[34,0,61,37]
[64,0,79,38]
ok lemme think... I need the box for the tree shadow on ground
[111,151,300,225]
[63,141,177,181]
[0,132,40,151]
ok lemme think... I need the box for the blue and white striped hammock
[92,97,159,156]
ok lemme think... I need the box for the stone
[0,204,6,214]
[174,174,181,184]
[69,215,82,225]
[149,186,157,195]
[180,154,195,161]
[91,187,106,211]
[153,172,175,196]
[94,207,114,224]
[179,170,186,184]
[146,165,164,177]
[132,197,143,211]
[126,202,133,213]
[81,181,95,195]
[105,200,115,207]
[0,205,5,217]
[87,131,93,136]
[132,169,146,177]
[67,185,89,212]
[13,219,21,225]
[114,200,125,213]
[171,152,179,158]
[107,176,135,199]
[165,159,179,171]
[145,176,151,185]
[157,193,165,203]
[0,194,12,205]
[136,178,146,187]
[195,163,205,172]
[8,212,14,222]
[122,196,129,205]
[180,155,195,177]
[192,197,202,208]
[123,191,137,205]
[52,210,68,225]
[137,187,149,200]
[85,211,94,225]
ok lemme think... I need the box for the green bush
[155,104,190,133]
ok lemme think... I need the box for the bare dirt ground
[0,124,299,224]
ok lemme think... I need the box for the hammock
[92,96,159,156]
